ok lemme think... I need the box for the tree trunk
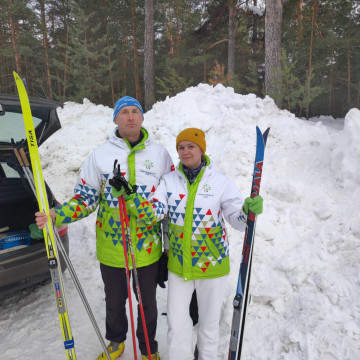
[297,0,303,43]
[347,29,351,104]
[175,0,181,56]
[204,54,207,82]
[328,46,334,114]
[63,27,69,97]
[122,40,127,94]
[265,0,283,103]
[39,0,53,99]
[9,0,21,74]
[167,8,174,55]
[102,0,115,104]
[305,0,318,119]
[25,55,30,92]
[357,77,360,109]
[252,0,258,53]
[227,1,236,78]
[49,12,61,97]
[132,0,142,103]
[56,69,61,96]
[144,0,154,110]
[105,20,115,105]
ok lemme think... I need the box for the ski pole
[118,195,138,360]
[12,143,112,360]
[52,228,111,360]
[119,196,152,359]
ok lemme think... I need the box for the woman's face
[177,141,203,169]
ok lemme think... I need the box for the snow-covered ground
[1,84,359,360]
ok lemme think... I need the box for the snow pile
[1,84,359,360]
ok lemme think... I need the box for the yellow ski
[13,72,76,360]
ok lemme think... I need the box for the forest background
[1,0,359,119]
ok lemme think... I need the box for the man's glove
[243,195,263,215]
[109,159,137,199]
[111,186,125,198]
[157,253,168,288]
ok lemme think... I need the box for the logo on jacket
[144,160,154,170]
[203,184,211,193]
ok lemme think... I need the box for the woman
[117,128,263,360]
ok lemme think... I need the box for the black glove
[189,290,199,326]
[157,253,168,288]
[109,159,137,197]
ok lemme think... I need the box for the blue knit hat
[113,96,144,122]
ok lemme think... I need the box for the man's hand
[35,209,56,229]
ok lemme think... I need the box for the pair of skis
[228,126,270,360]
[13,72,111,360]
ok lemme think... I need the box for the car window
[0,162,20,178]
[0,111,42,142]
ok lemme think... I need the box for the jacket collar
[109,127,150,150]
[176,154,213,181]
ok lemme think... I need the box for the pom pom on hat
[176,128,206,154]
[113,96,144,122]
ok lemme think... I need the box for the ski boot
[96,341,125,360]
[141,351,161,360]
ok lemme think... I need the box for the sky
[0,83,359,360]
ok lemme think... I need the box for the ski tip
[263,128,270,145]
[13,72,27,95]
[255,126,271,145]
[256,126,270,134]
[13,72,23,88]
[255,126,262,139]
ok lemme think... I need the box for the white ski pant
[167,272,228,360]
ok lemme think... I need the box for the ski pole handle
[19,147,31,167]
[11,139,25,167]
[14,147,24,166]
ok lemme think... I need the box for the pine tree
[61,1,110,103]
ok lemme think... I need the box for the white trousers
[167,272,228,360]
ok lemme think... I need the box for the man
[36,96,173,360]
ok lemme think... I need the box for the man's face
[114,106,143,140]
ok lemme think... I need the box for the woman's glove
[243,195,263,215]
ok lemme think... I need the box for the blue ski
[228,126,270,360]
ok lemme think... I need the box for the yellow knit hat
[176,128,206,154]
